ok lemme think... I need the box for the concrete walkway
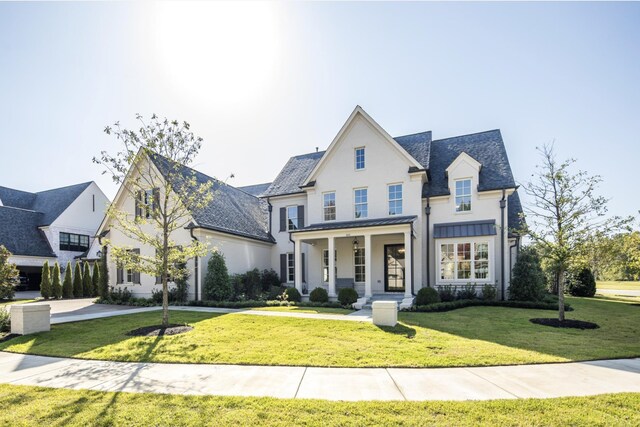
[1,351,639,401]
[597,289,640,297]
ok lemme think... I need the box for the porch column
[404,230,413,298]
[294,238,303,294]
[364,234,372,298]
[328,236,336,297]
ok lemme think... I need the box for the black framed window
[59,232,90,251]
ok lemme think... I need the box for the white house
[0,182,110,290]
[101,106,523,307]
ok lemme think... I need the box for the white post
[328,236,336,297]
[404,230,413,298]
[294,238,303,294]
[364,234,372,298]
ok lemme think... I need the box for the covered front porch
[290,216,417,308]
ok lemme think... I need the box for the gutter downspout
[189,227,200,301]
[425,199,431,288]
[500,189,507,301]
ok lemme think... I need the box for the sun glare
[152,1,281,108]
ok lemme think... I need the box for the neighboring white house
[101,106,524,307]
[0,182,110,290]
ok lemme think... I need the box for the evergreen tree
[203,251,231,301]
[52,262,62,299]
[73,262,83,298]
[92,262,101,298]
[40,261,51,299]
[62,262,73,298]
[509,247,546,301]
[82,261,92,297]
[99,251,109,298]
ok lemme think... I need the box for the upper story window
[455,179,472,212]
[287,206,299,230]
[323,192,336,221]
[355,147,365,170]
[59,232,89,252]
[136,188,158,219]
[354,188,368,219]
[388,184,403,215]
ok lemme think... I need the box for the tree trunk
[558,269,565,322]
[162,227,169,328]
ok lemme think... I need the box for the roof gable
[446,151,482,175]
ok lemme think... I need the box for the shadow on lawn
[375,323,416,339]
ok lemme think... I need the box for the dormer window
[455,179,472,212]
[355,147,365,170]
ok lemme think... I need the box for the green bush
[456,284,477,300]
[91,262,100,298]
[0,307,10,332]
[99,252,109,298]
[437,285,457,302]
[267,285,286,300]
[416,287,440,305]
[244,268,262,300]
[407,299,573,313]
[82,261,93,297]
[0,245,18,300]
[309,287,329,303]
[40,261,51,299]
[338,288,358,306]
[108,286,132,303]
[283,287,301,302]
[203,251,232,301]
[509,246,546,301]
[62,262,73,299]
[568,268,597,297]
[72,262,83,298]
[261,269,281,292]
[51,262,62,299]
[481,284,497,301]
[172,273,189,303]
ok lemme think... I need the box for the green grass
[0,385,638,426]
[1,297,638,368]
[597,281,640,290]
[249,306,353,315]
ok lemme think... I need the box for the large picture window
[323,192,336,221]
[354,188,368,219]
[439,241,490,281]
[59,232,90,252]
[388,184,403,215]
[354,248,365,282]
[455,179,472,212]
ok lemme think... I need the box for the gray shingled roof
[508,190,525,237]
[0,207,56,257]
[424,130,516,197]
[149,154,274,243]
[238,182,272,197]
[394,131,431,169]
[292,215,417,233]
[433,220,497,239]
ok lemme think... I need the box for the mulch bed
[126,324,193,337]
[529,318,600,329]
[0,333,19,343]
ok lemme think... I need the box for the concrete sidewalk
[1,351,639,401]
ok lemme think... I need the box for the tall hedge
[92,262,101,298]
[82,261,92,297]
[72,262,83,298]
[99,252,109,298]
[508,246,546,301]
[40,261,51,299]
[52,262,62,299]
[62,262,73,298]
[203,251,231,301]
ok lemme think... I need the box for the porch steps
[361,294,405,310]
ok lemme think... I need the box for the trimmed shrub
[509,246,546,301]
[73,262,83,298]
[568,268,597,297]
[416,287,440,305]
[203,251,231,301]
[309,287,329,303]
[40,261,51,299]
[338,288,358,306]
[62,262,73,299]
[481,284,497,301]
[99,253,109,298]
[437,285,457,302]
[92,262,100,298]
[283,287,301,302]
[0,307,9,332]
[267,285,287,300]
[407,299,573,313]
[82,261,93,297]
[109,286,132,303]
[457,284,477,300]
[172,273,189,303]
[52,262,62,299]
[0,245,18,300]
[244,268,262,300]
[261,269,281,292]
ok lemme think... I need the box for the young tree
[40,261,51,300]
[94,114,213,327]
[92,261,101,298]
[62,262,73,299]
[83,261,92,297]
[99,251,109,298]
[72,262,83,298]
[52,262,62,299]
[203,251,231,301]
[0,245,19,300]
[522,144,632,321]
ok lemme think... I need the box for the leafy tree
[94,114,213,327]
[0,245,18,300]
[73,262,83,298]
[92,262,101,298]
[99,250,109,298]
[522,144,633,321]
[40,261,51,299]
[567,268,597,297]
[82,261,92,297]
[509,246,546,301]
[203,251,231,301]
[52,262,62,299]
[62,262,73,298]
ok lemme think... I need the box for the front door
[384,244,405,292]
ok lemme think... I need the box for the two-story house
[0,182,110,290]
[101,106,523,307]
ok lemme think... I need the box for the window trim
[59,232,90,252]
[387,183,403,216]
[322,191,336,222]
[353,187,368,219]
[354,247,366,283]
[286,206,299,231]
[286,253,295,283]
[354,147,365,171]
[437,239,492,283]
[454,178,472,213]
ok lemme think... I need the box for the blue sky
[0,2,638,219]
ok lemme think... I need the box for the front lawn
[1,297,638,368]
[0,384,638,426]
[249,306,354,315]
[597,281,640,290]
